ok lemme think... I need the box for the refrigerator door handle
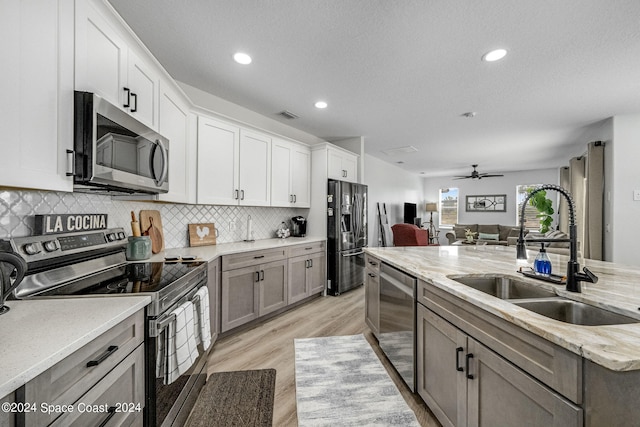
[341,250,364,257]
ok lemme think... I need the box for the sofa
[445,224,573,255]
[391,223,429,246]
[445,224,525,246]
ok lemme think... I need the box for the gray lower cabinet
[364,254,380,336]
[207,258,220,345]
[1,392,15,427]
[288,251,326,304]
[221,259,288,332]
[19,310,145,427]
[417,303,582,427]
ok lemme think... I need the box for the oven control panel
[9,228,127,262]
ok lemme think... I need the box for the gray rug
[294,334,420,426]
[186,369,276,427]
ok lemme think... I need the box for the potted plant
[528,189,554,233]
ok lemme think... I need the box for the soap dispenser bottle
[533,244,552,276]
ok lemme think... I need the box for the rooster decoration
[196,225,210,240]
[188,223,217,247]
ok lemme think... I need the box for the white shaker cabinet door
[127,50,160,129]
[291,145,311,207]
[75,0,128,109]
[238,130,271,206]
[197,116,240,205]
[0,0,74,192]
[271,139,293,207]
[158,83,192,203]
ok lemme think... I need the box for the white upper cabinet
[271,139,310,207]
[239,130,271,206]
[327,147,358,182]
[75,0,159,129]
[158,83,193,203]
[0,0,74,192]
[197,116,240,205]
[196,116,272,206]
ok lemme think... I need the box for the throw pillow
[478,232,499,241]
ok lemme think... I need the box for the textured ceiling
[108,0,640,177]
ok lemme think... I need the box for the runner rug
[186,369,276,427]
[294,334,420,426]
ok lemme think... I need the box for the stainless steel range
[5,228,210,427]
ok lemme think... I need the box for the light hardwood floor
[205,286,441,426]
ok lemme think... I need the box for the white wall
[363,154,425,247]
[610,114,640,266]
[423,168,559,244]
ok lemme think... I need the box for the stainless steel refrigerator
[327,179,368,296]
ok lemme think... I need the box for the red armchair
[391,223,429,246]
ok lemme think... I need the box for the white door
[75,0,128,109]
[239,130,271,206]
[127,50,159,129]
[291,146,311,207]
[158,83,191,203]
[197,117,240,205]
[0,0,74,192]
[271,139,293,207]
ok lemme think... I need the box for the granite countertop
[0,296,150,397]
[145,236,326,263]
[365,245,640,372]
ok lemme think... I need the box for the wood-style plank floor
[203,286,441,426]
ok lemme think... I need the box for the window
[516,184,542,230]
[439,188,458,227]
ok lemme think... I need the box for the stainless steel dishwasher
[378,262,417,392]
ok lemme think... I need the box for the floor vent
[278,110,299,120]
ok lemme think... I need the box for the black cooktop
[35,261,206,297]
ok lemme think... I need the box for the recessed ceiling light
[233,52,252,65]
[482,48,507,62]
[314,101,328,109]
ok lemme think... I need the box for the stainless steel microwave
[72,91,169,194]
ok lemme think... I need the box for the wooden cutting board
[140,210,165,253]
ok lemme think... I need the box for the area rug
[186,369,276,427]
[294,334,420,426]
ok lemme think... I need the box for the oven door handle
[151,290,204,337]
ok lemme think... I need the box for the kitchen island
[365,244,640,427]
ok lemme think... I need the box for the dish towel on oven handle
[193,286,212,351]
[166,301,200,384]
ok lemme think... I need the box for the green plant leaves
[528,189,554,233]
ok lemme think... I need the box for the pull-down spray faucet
[516,184,597,293]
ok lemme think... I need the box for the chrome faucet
[516,184,597,293]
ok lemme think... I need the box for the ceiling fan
[454,164,504,180]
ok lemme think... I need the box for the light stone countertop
[0,236,325,398]
[0,296,150,397]
[365,244,640,372]
[144,236,326,263]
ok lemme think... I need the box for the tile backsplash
[0,190,309,248]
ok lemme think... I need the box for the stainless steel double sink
[448,274,638,326]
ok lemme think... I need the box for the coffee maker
[291,216,307,237]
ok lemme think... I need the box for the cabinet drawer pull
[131,92,137,112]
[259,270,264,281]
[254,255,265,259]
[293,194,297,203]
[255,271,260,282]
[465,353,474,379]
[123,87,130,108]
[305,247,313,250]
[234,189,239,199]
[368,272,376,278]
[87,345,119,367]
[97,406,117,427]
[368,260,378,266]
[455,347,464,372]
[240,189,245,200]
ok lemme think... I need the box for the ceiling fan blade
[479,173,504,178]
[453,176,472,180]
